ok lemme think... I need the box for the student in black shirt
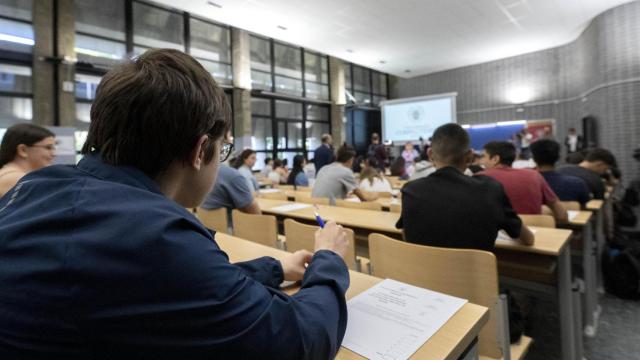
[396,123,534,251]
[557,148,616,200]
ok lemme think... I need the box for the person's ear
[16,144,29,159]
[491,155,500,165]
[427,147,434,161]
[189,135,210,171]
[464,149,473,165]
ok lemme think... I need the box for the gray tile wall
[393,1,640,181]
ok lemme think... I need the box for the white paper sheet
[568,210,579,221]
[259,188,282,194]
[269,203,312,212]
[346,197,362,203]
[495,228,538,246]
[342,279,467,360]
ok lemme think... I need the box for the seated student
[396,123,534,251]
[530,139,590,205]
[409,153,436,181]
[359,157,393,192]
[478,141,568,223]
[233,149,259,192]
[467,152,484,174]
[261,157,273,177]
[304,158,316,179]
[286,154,309,188]
[0,124,56,197]
[312,145,379,205]
[268,158,288,185]
[0,49,351,358]
[557,148,616,200]
[389,156,408,179]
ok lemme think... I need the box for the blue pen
[313,205,326,228]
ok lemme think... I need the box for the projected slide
[382,94,456,142]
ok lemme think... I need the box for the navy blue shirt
[539,170,591,205]
[0,155,349,359]
[314,144,334,173]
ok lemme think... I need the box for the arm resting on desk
[517,224,535,246]
[354,188,379,202]
[549,200,569,223]
[235,256,284,288]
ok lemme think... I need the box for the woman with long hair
[287,155,309,188]
[0,123,56,197]
[358,157,392,192]
[232,149,259,192]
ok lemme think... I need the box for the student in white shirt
[358,157,393,192]
[232,149,259,192]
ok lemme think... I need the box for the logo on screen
[408,107,425,122]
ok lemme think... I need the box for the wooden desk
[215,233,489,360]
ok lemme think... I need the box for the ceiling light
[346,49,354,53]
[207,1,222,8]
[404,69,411,73]
[497,120,526,126]
[277,25,287,30]
[379,60,386,64]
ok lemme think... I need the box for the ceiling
[150,0,636,78]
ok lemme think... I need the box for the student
[304,158,316,180]
[389,156,408,179]
[314,133,334,173]
[287,154,309,187]
[233,149,259,192]
[479,141,568,223]
[268,158,288,185]
[530,139,591,205]
[401,142,419,167]
[0,49,350,358]
[312,145,379,205]
[557,148,616,200]
[0,123,56,197]
[467,152,484,174]
[564,127,584,154]
[397,124,534,251]
[367,132,386,170]
[409,153,435,181]
[359,157,393,192]
[261,157,273,176]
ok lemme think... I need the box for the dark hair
[272,159,283,169]
[585,148,616,166]
[565,152,585,164]
[361,157,383,186]
[287,155,305,185]
[81,49,230,179]
[264,157,272,165]
[0,123,55,168]
[336,145,356,163]
[371,133,379,142]
[530,139,560,166]
[483,141,516,166]
[390,157,405,176]
[352,155,365,173]
[430,123,470,166]
[232,149,256,169]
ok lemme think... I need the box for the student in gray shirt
[201,164,261,215]
[312,145,379,205]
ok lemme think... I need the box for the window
[0,0,33,54]
[74,73,101,151]
[273,43,302,97]
[0,63,32,128]
[74,0,126,69]
[304,51,329,100]
[344,63,388,106]
[189,18,232,85]
[133,2,184,51]
[250,35,271,91]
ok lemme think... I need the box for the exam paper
[495,228,538,245]
[259,188,281,194]
[568,210,579,221]
[342,279,467,360]
[269,203,312,212]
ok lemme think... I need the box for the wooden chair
[283,219,366,271]
[519,214,556,228]
[368,233,532,360]
[232,210,281,248]
[259,191,288,200]
[335,199,383,211]
[195,207,229,234]
[294,194,330,206]
[560,201,581,211]
[389,203,401,213]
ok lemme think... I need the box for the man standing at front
[314,133,334,173]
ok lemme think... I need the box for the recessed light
[277,25,287,30]
[207,1,222,8]
[379,60,386,64]
[404,69,411,73]
[346,49,354,53]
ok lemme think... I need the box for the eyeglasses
[220,142,234,162]
[29,144,57,151]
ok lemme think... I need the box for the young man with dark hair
[557,147,616,200]
[0,49,350,359]
[397,124,534,251]
[312,144,378,204]
[479,141,568,223]
[530,139,590,205]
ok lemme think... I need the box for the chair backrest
[259,191,288,200]
[296,186,313,192]
[335,199,382,211]
[389,203,401,213]
[195,207,229,234]
[294,194,330,205]
[519,214,556,228]
[283,219,357,270]
[232,210,279,247]
[368,233,502,359]
[560,201,581,211]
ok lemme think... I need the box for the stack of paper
[269,203,312,212]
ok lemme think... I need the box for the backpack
[602,243,640,300]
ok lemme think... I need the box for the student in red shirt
[478,141,568,223]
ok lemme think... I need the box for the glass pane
[287,122,303,148]
[305,122,329,151]
[251,70,272,91]
[304,82,329,100]
[75,34,126,67]
[75,73,101,100]
[277,121,286,149]
[198,59,232,85]
[0,64,31,93]
[276,151,302,169]
[0,18,33,54]
[0,0,32,21]
[275,100,302,120]
[352,65,370,92]
[0,96,32,126]
[251,117,272,150]
[274,75,302,97]
[372,72,387,95]
[189,18,230,63]
[75,0,125,40]
[254,152,268,171]
[306,105,328,121]
[75,102,91,125]
[133,2,184,50]
[354,91,371,105]
[373,95,387,106]
[274,43,301,79]
[304,52,328,83]
[344,64,352,92]
[132,46,149,58]
[251,97,270,116]
[250,36,271,72]
[75,130,88,152]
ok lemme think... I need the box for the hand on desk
[281,250,314,281]
[315,221,348,259]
